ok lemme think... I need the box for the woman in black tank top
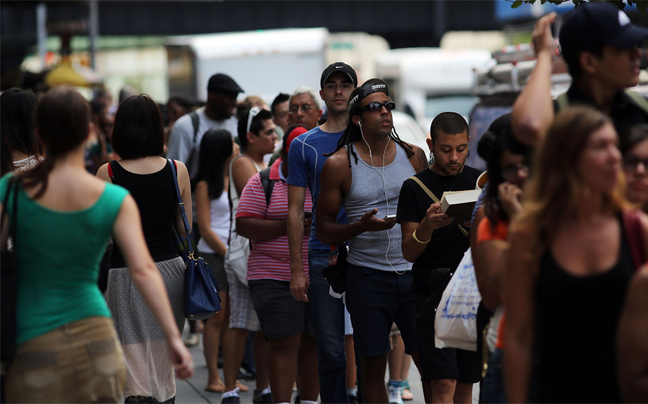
[503,106,648,403]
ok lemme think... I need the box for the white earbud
[358,121,362,127]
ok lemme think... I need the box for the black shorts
[248,279,314,340]
[415,291,481,383]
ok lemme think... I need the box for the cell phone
[383,214,396,220]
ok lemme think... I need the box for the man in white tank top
[316,79,429,404]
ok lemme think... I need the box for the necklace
[430,166,464,191]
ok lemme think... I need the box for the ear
[352,115,361,127]
[579,52,598,75]
[317,109,323,122]
[426,136,434,151]
[246,131,256,145]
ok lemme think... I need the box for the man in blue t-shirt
[287,62,357,404]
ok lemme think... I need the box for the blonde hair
[512,106,627,254]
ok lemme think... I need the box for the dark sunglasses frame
[361,101,396,112]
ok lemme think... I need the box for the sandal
[236,380,249,392]
[205,380,225,393]
[401,380,414,401]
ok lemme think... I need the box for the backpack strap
[408,175,469,237]
[622,209,647,270]
[625,90,648,115]
[189,110,200,143]
[259,167,274,206]
[556,92,569,111]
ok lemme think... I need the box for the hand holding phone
[383,214,396,220]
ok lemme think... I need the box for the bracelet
[412,229,431,244]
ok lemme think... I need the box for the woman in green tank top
[0,86,194,403]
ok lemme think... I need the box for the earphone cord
[360,126,403,274]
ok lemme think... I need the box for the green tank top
[0,175,129,344]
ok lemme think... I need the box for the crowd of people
[2,2,648,404]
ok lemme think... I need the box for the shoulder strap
[556,92,569,111]
[409,176,440,203]
[623,209,647,270]
[625,90,648,115]
[189,110,200,143]
[408,175,469,237]
[259,167,274,206]
[107,161,116,183]
[168,159,194,256]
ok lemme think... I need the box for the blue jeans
[308,249,348,404]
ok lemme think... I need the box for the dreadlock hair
[327,89,414,167]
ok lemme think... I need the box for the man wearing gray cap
[168,73,244,180]
[512,2,648,147]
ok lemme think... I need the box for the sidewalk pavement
[175,330,429,404]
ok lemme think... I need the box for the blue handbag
[169,159,221,320]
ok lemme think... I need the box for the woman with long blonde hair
[504,106,648,403]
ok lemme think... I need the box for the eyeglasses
[361,101,396,112]
[246,107,261,134]
[289,104,315,113]
[502,163,529,180]
[623,156,648,170]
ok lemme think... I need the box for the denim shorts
[345,263,418,359]
[6,316,125,403]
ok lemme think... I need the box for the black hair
[622,124,648,156]
[430,112,469,143]
[271,93,290,117]
[0,87,42,176]
[167,95,193,111]
[329,87,413,166]
[195,129,233,199]
[477,113,512,161]
[111,94,165,159]
[236,108,273,150]
[18,86,91,199]
[483,115,530,227]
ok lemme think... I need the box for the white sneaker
[387,384,403,404]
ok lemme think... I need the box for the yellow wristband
[412,229,431,244]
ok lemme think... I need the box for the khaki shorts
[6,316,125,403]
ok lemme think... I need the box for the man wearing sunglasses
[316,78,429,404]
[287,62,358,404]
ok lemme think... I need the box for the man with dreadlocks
[316,78,428,404]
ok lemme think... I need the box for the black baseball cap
[320,62,358,89]
[348,78,389,110]
[559,2,648,59]
[207,73,244,94]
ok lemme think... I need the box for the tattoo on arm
[416,148,428,172]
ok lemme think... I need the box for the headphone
[358,120,362,127]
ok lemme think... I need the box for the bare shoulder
[96,163,110,181]
[324,148,350,171]
[405,144,428,173]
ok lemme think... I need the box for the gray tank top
[343,142,414,272]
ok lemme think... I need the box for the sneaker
[221,396,240,404]
[183,333,199,347]
[348,393,359,403]
[253,389,272,403]
[388,384,403,404]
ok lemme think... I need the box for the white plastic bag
[434,247,481,351]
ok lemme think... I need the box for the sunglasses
[624,156,648,170]
[361,101,396,112]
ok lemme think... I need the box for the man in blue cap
[512,2,648,147]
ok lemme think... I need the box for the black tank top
[531,215,633,403]
[109,160,179,267]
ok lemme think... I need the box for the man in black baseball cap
[511,2,648,148]
[287,62,358,404]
